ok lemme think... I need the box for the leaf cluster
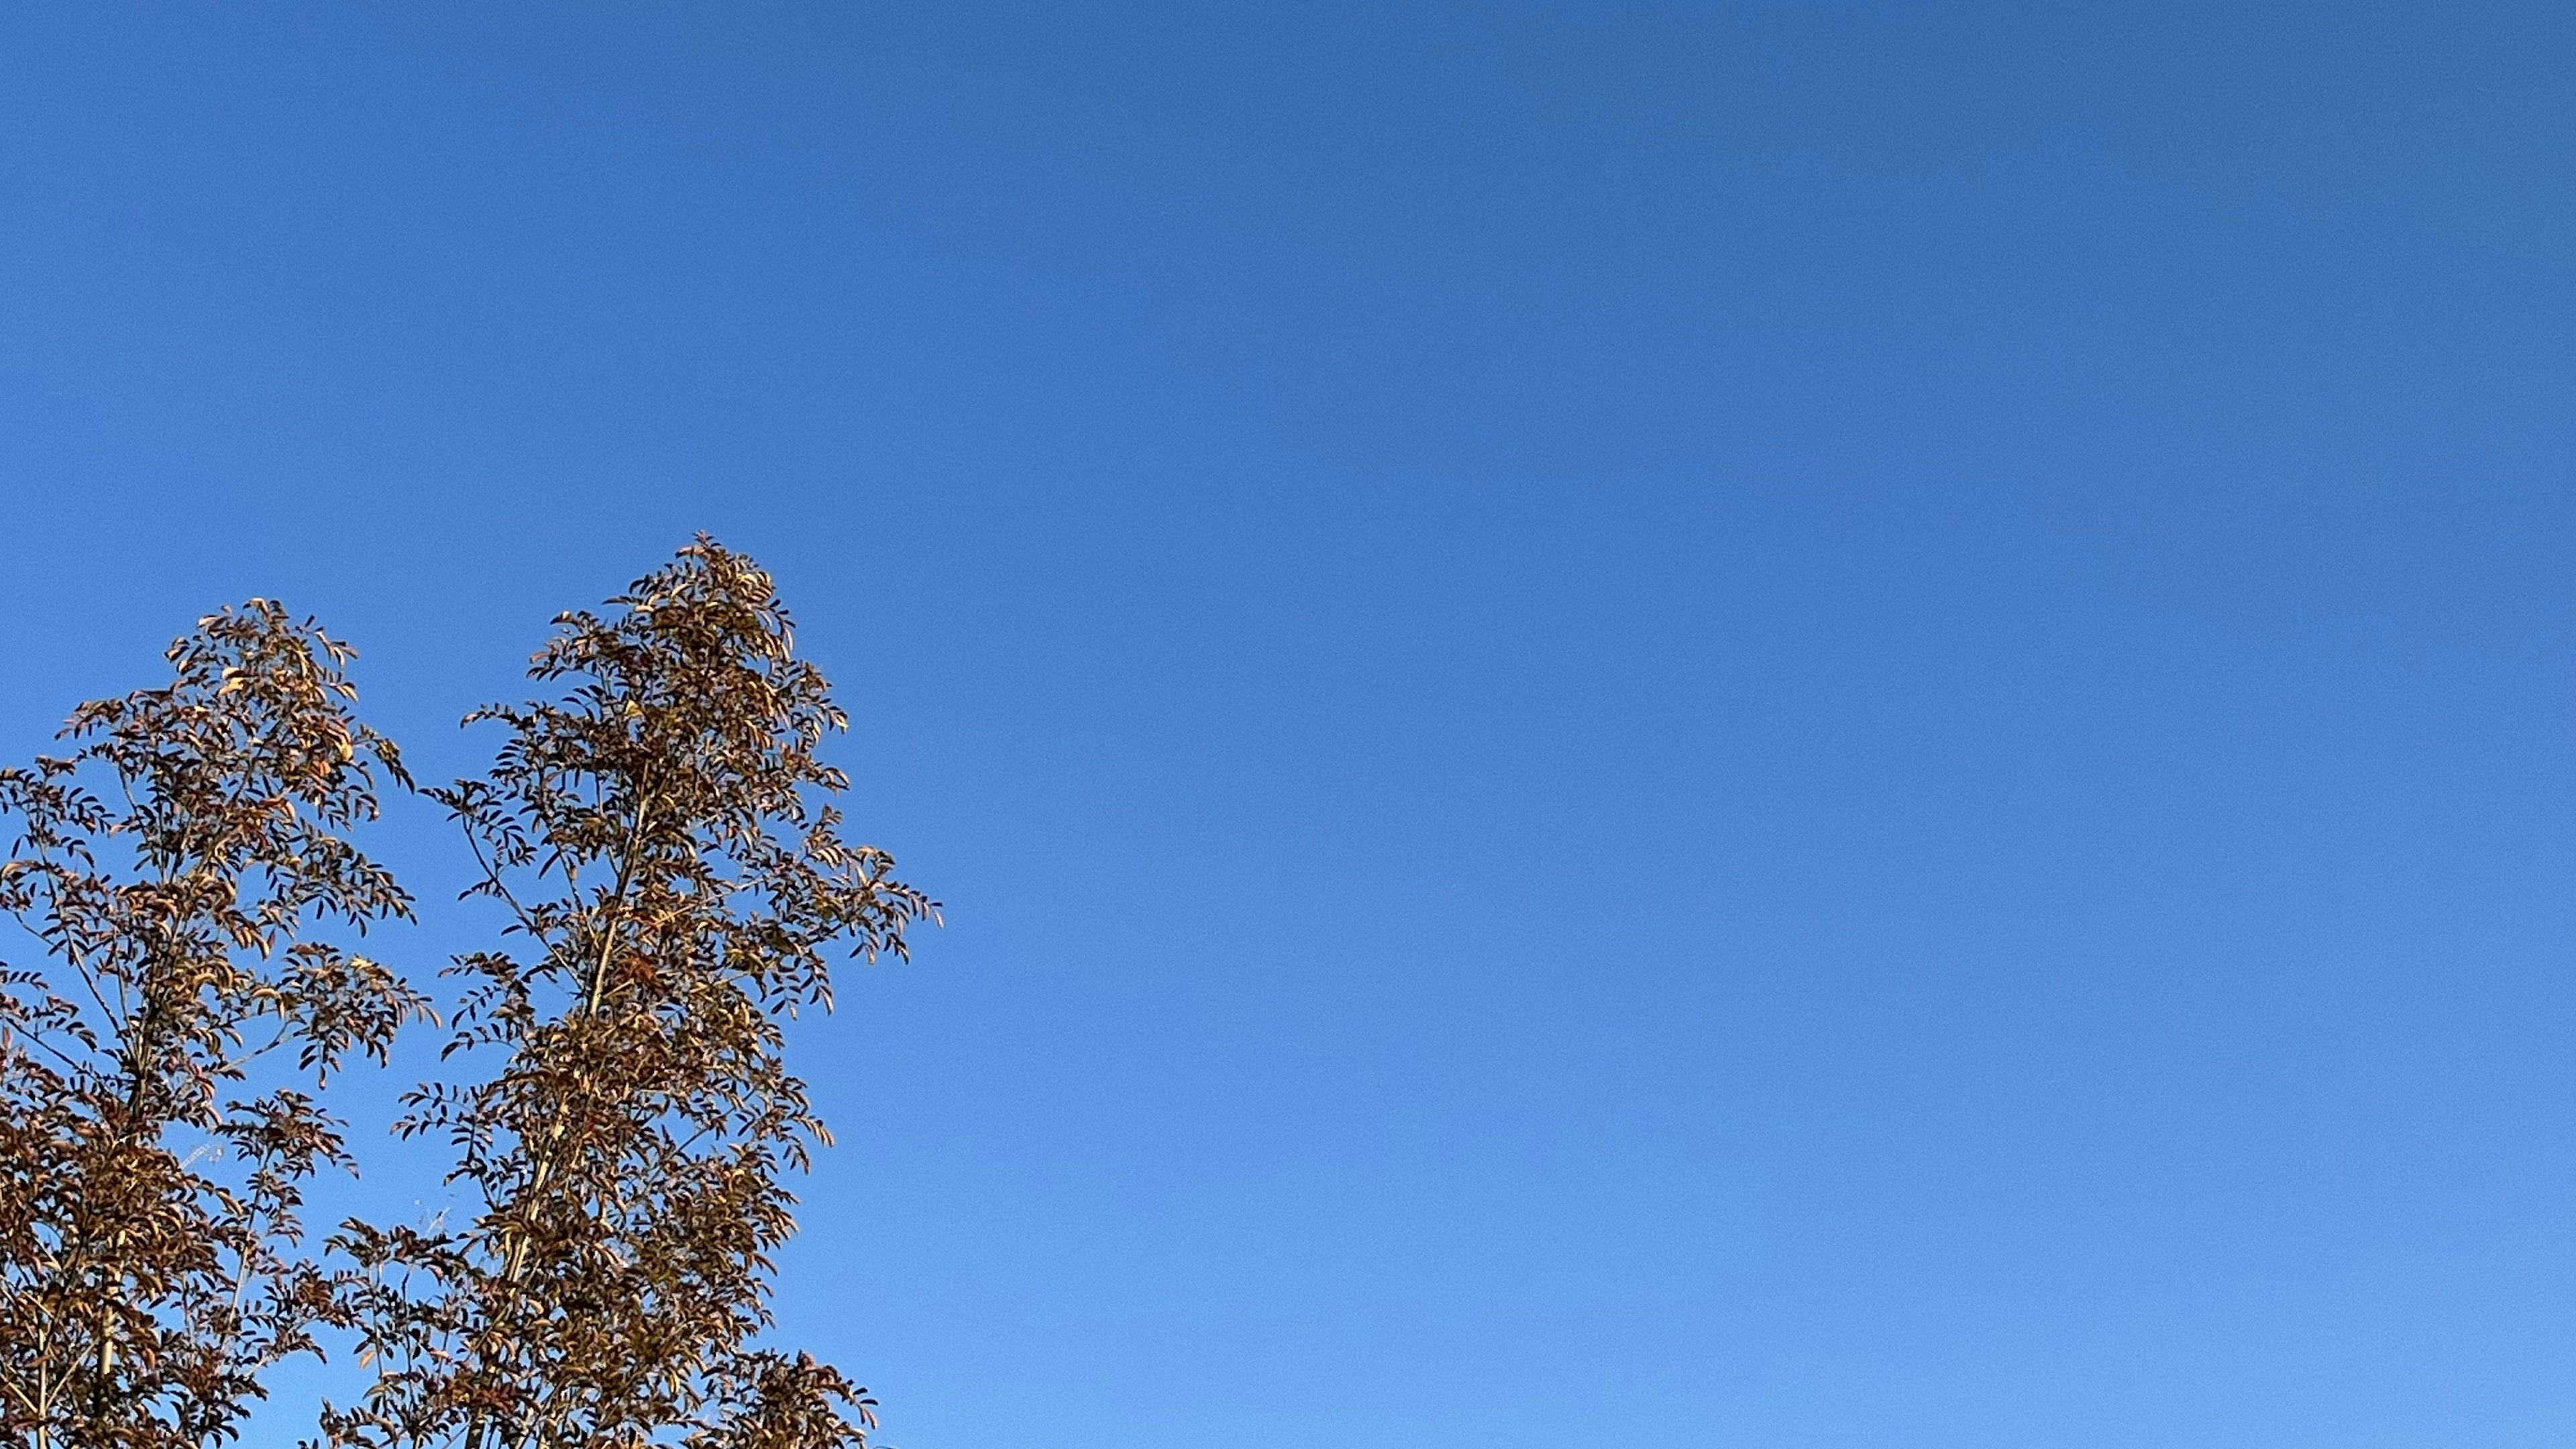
[0,542,928,1449]
[317,539,932,1449]
[0,602,420,1449]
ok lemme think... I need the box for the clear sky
[2,4,2569,1445]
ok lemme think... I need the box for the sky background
[2,3,2571,1444]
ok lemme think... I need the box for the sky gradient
[2,4,2570,1445]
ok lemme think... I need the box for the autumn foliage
[0,542,929,1449]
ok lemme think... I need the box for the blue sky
[2,3,2570,1444]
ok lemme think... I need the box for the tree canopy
[0,541,927,1449]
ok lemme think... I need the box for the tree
[323,539,936,1449]
[0,602,420,1449]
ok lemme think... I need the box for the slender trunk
[462,795,650,1449]
[87,988,162,1425]
[87,858,191,1430]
